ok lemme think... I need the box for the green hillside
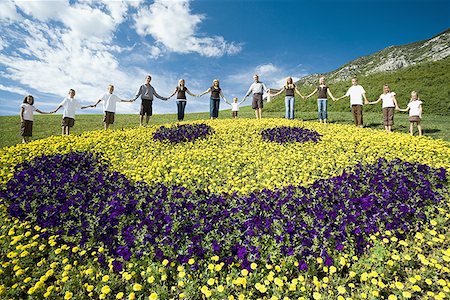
[265,57,450,115]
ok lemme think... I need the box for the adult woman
[305,76,336,124]
[198,79,227,119]
[168,79,197,121]
[367,84,399,132]
[270,77,305,120]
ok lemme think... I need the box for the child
[19,95,51,143]
[225,97,245,119]
[51,89,90,135]
[90,84,134,129]
[367,84,399,132]
[397,91,423,136]
[336,77,369,127]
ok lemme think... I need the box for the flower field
[0,119,449,300]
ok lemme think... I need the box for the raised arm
[271,87,285,97]
[168,87,178,99]
[35,108,52,114]
[392,95,399,109]
[368,95,382,105]
[186,88,197,97]
[51,104,63,114]
[219,90,228,102]
[153,88,168,101]
[294,86,305,99]
[327,88,337,101]
[244,84,254,99]
[305,88,317,99]
[131,86,142,101]
[198,88,212,97]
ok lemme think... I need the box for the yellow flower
[128,292,136,300]
[188,258,195,265]
[132,284,142,291]
[207,278,215,286]
[64,291,73,299]
[250,263,257,270]
[102,275,110,282]
[217,285,224,292]
[116,292,124,299]
[241,269,249,276]
[162,259,169,266]
[148,276,155,283]
[388,295,397,300]
[394,281,404,289]
[149,292,158,300]
[337,286,346,295]
[101,285,111,294]
[313,292,322,299]
[402,291,412,298]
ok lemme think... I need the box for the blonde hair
[285,77,295,89]
[178,79,185,87]
[410,91,418,101]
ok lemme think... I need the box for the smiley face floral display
[0,118,449,299]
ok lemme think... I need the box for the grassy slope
[265,57,450,115]
[0,110,449,149]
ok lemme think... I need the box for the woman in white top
[397,91,423,136]
[20,95,51,143]
[367,84,399,132]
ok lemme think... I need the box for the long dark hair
[23,95,34,105]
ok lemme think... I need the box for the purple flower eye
[153,123,214,143]
[261,126,321,143]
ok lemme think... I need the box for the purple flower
[261,126,322,144]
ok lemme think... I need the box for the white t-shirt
[20,103,37,121]
[99,93,122,113]
[345,85,366,106]
[59,97,81,118]
[380,92,396,108]
[231,102,239,111]
[407,100,422,117]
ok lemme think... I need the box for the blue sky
[0,0,448,116]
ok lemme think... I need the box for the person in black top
[198,79,228,119]
[305,76,337,124]
[270,77,305,120]
[168,79,197,121]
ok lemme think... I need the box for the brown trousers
[351,105,363,126]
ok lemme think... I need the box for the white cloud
[0,84,29,95]
[0,0,22,22]
[134,0,242,57]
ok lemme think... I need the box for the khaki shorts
[62,117,75,127]
[409,116,421,123]
[21,120,33,137]
[103,111,115,124]
[383,107,394,126]
[252,93,263,109]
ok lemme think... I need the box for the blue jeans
[285,96,295,119]
[210,98,220,118]
[317,98,328,120]
[177,100,187,121]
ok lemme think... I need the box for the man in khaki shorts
[243,74,269,119]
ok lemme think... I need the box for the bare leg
[146,115,150,125]
[66,126,70,135]
[323,119,327,124]
[139,115,144,126]
[104,123,109,130]
[254,110,258,119]
[409,123,414,136]
[62,126,65,136]
[417,122,422,136]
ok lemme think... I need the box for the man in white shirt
[90,84,133,129]
[243,74,269,119]
[51,89,90,135]
[337,77,369,127]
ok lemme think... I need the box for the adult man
[243,74,269,119]
[132,75,167,126]
[337,77,369,127]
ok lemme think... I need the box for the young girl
[20,95,51,143]
[397,91,423,136]
[224,97,245,119]
[270,77,305,120]
[368,84,399,132]
[168,79,197,121]
[305,76,337,123]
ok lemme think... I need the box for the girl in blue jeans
[198,79,228,119]
[305,76,337,123]
[168,79,197,121]
[270,77,305,119]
